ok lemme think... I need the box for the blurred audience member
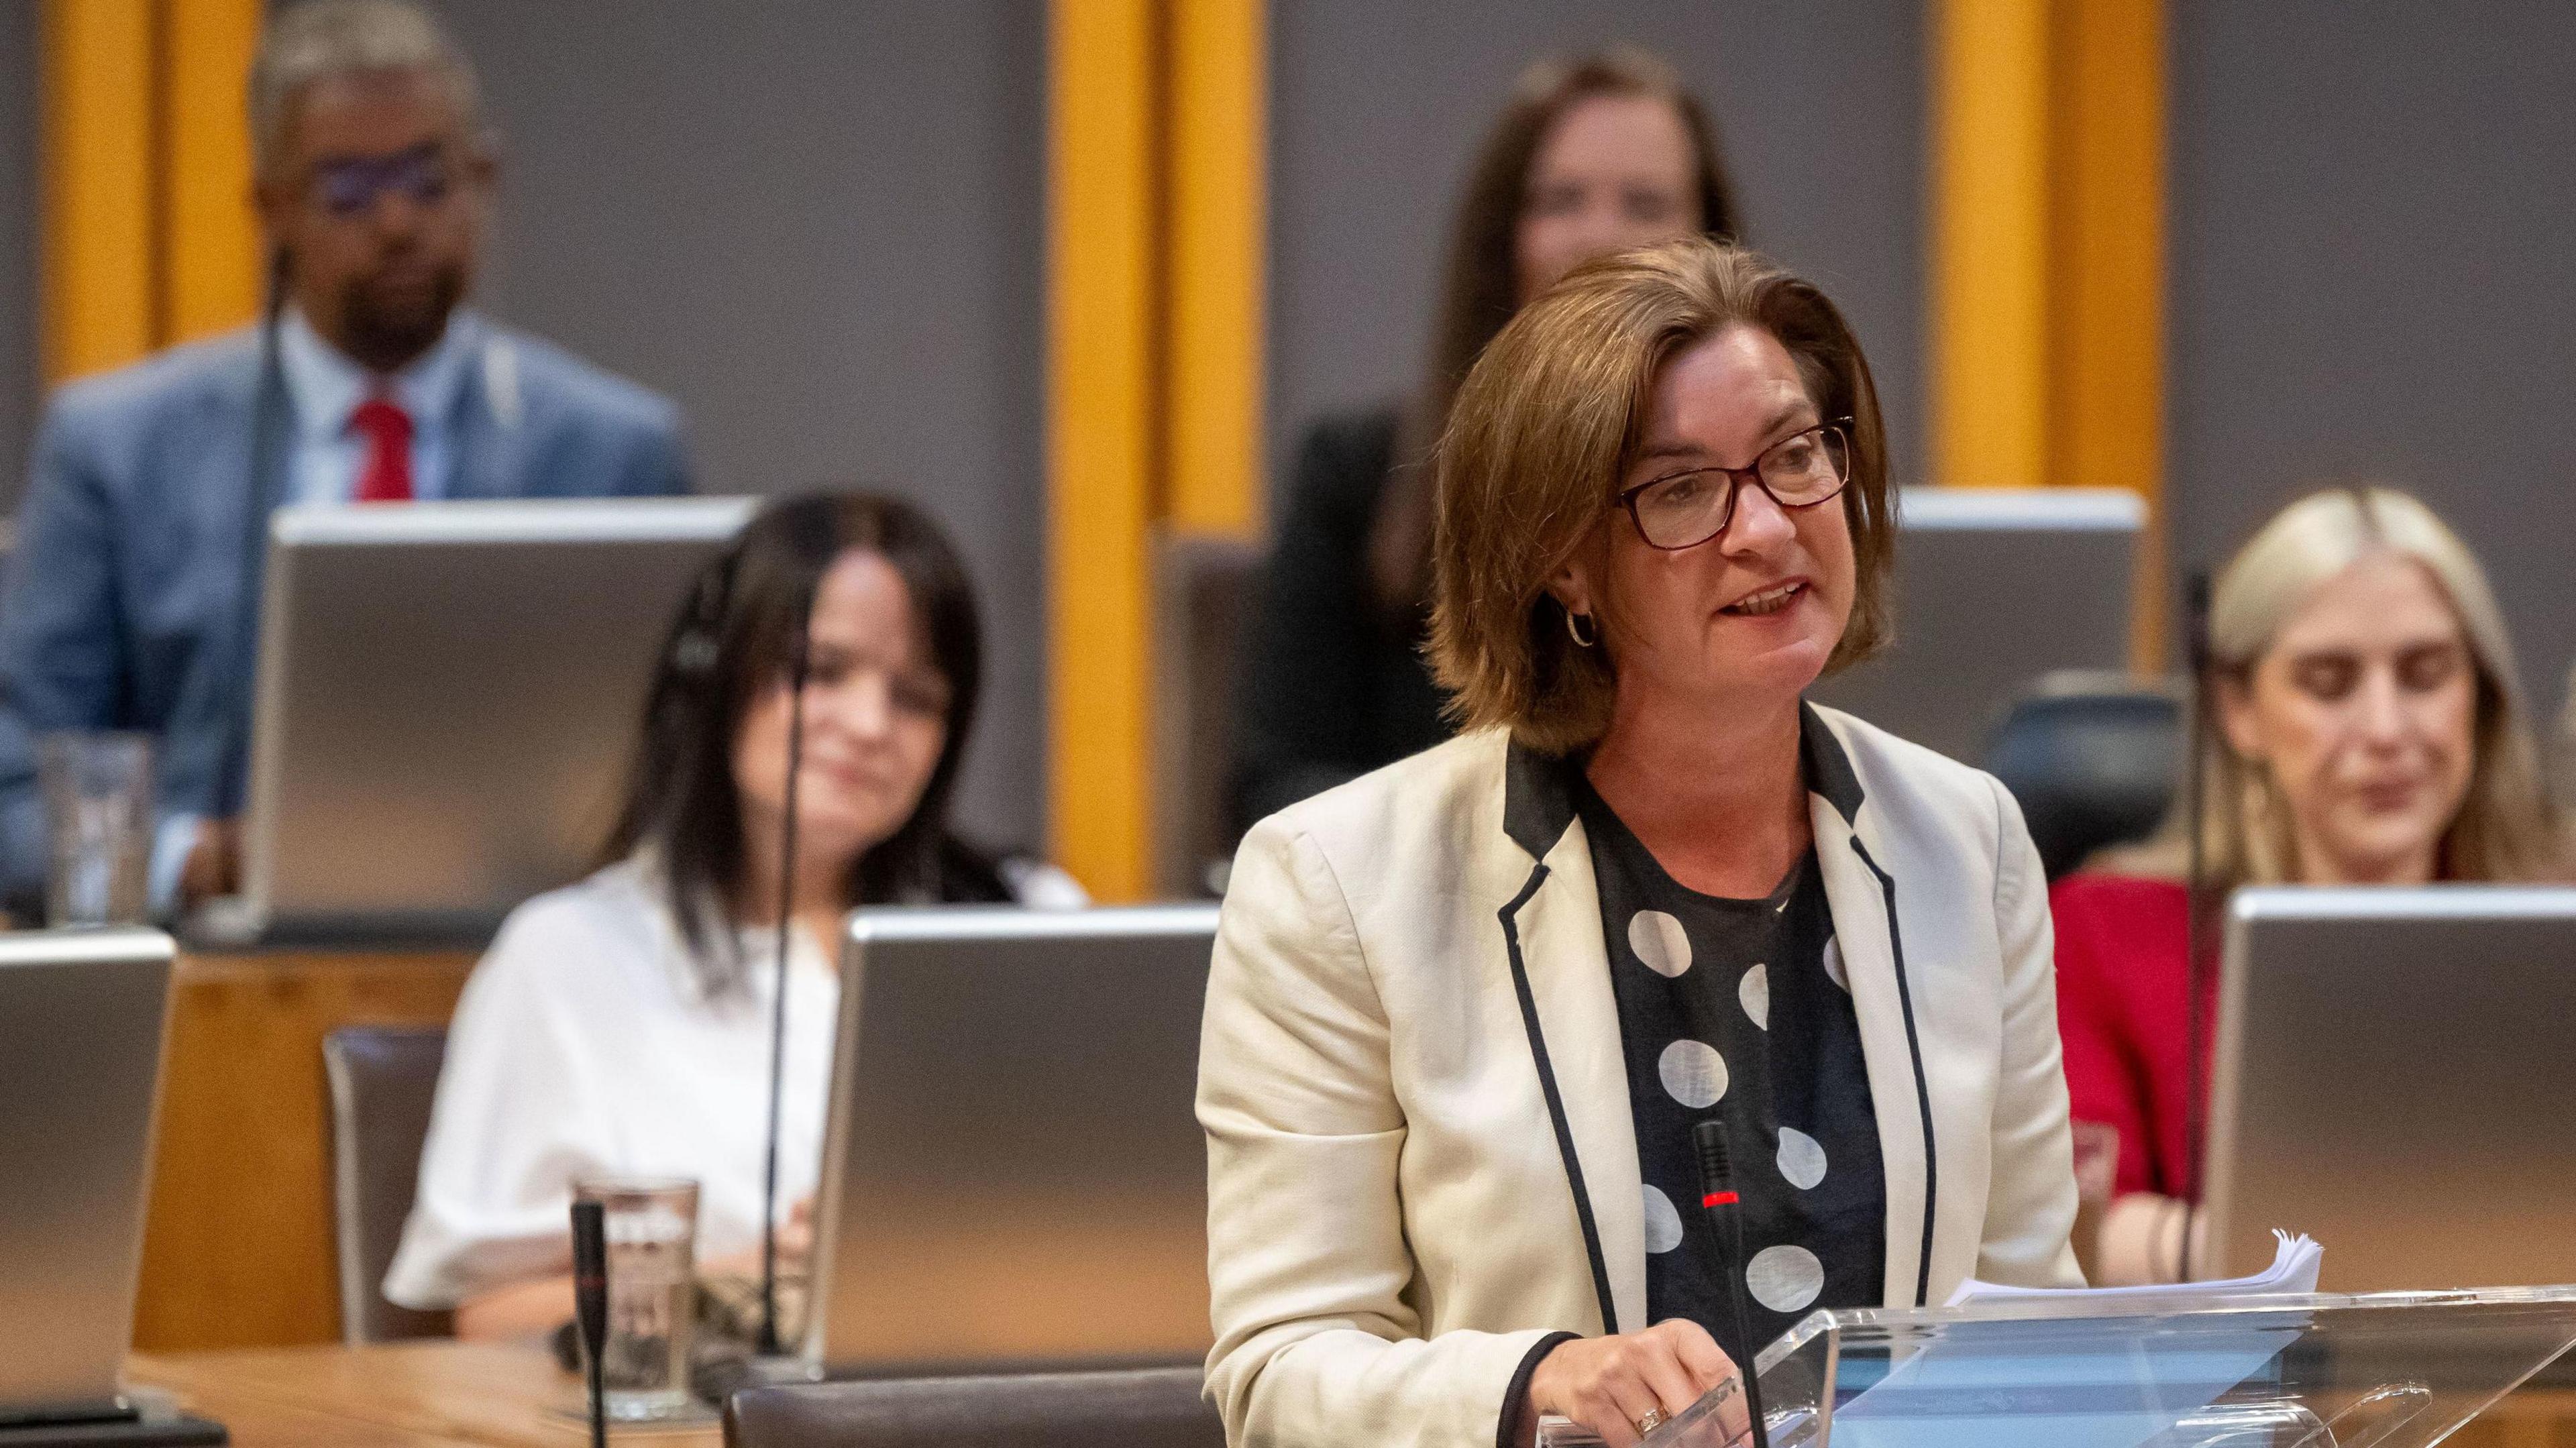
[2055,487,2567,1283]
[0,0,688,916]
[1230,48,1739,832]
[387,494,1083,1337]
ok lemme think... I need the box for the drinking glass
[38,732,154,927]
[571,1176,699,1421]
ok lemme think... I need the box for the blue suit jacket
[0,321,690,907]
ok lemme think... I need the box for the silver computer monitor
[808,905,1218,1374]
[1806,487,2141,762]
[2203,885,2576,1292]
[206,496,756,943]
[0,928,174,1420]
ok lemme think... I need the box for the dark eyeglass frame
[304,140,466,219]
[1613,419,1857,551]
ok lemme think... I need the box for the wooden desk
[128,1340,2576,1448]
[136,949,476,1351]
[130,1341,718,1448]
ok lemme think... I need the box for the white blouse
[382,854,1084,1310]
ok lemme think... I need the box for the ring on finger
[1633,1407,1667,1436]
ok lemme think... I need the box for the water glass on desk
[39,732,153,927]
[571,1177,699,1421]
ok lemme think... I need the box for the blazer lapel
[1497,742,1644,1335]
[1802,708,1937,1307]
[447,332,519,500]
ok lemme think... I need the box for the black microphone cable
[213,244,296,824]
[2180,569,2213,1282]
[1692,1119,1770,1448]
[755,574,816,1358]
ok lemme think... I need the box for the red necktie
[351,394,415,503]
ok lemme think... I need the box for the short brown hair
[1428,238,1894,753]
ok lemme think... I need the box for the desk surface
[129,1341,2576,1448]
[129,1341,718,1448]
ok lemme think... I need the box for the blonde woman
[1199,239,2080,1448]
[2053,486,2567,1284]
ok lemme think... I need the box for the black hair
[603,491,1010,993]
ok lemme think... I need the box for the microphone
[2179,570,2214,1281]
[214,245,297,824]
[1691,1119,1771,1448]
[570,1199,609,1448]
[755,561,819,1359]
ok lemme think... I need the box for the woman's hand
[1524,1320,1744,1447]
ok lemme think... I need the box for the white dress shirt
[276,306,480,503]
[383,857,844,1310]
[384,852,1089,1311]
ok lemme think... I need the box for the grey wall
[1269,0,1927,491]
[437,0,1051,850]
[0,3,36,517]
[2169,1,2576,724]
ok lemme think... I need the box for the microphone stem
[2180,571,2212,1282]
[757,592,814,1357]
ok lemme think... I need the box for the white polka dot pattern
[1821,936,1848,992]
[1642,1184,1685,1254]
[1628,909,1693,977]
[1657,1038,1729,1109]
[1746,1244,1826,1313]
[1777,1126,1828,1190]
[1739,963,1769,1029]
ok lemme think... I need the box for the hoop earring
[1566,609,1599,648]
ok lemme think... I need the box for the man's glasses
[307,142,458,219]
[1615,423,1855,551]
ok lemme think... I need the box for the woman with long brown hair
[1230,48,1740,832]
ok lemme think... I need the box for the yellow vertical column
[1164,0,1266,539]
[1929,0,2052,491]
[2053,0,2169,668]
[42,0,158,385]
[1047,0,1161,900]
[164,0,265,344]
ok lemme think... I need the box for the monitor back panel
[0,930,174,1416]
[811,906,1218,1374]
[1805,488,2139,761]
[242,498,754,938]
[2204,886,2576,1292]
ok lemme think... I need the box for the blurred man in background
[0,0,690,917]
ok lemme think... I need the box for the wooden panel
[1929,0,2051,491]
[2051,0,2169,669]
[1046,0,1160,902]
[132,1341,720,1448]
[133,950,474,1352]
[162,0,264,345]
[1164,0,1267,540]
[40,0,157,384]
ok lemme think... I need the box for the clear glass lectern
[1540,1286,2576,1447]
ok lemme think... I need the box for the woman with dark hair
[1231,46,1740,832]
[384,492,1081,1337]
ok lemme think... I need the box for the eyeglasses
[306,142,459,219]
[1615,422,1855,551]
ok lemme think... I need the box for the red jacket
[2050,872,2220,1199]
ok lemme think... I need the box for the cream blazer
[1197,705,2082,1448]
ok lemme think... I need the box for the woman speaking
[1198,239,2081,1448]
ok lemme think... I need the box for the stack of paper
[1947,1231,2324,1308]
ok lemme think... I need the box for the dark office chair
[1983,672,2185,880]
[321,1024,453,1343]
[724,1368,1223,1448]
[1154,533,1266,898]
